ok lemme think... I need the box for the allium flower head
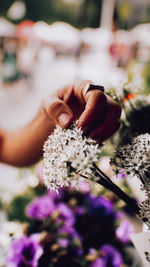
[112,133,150,228]
[43,124,102,192]
[112,133,150,179]
[139,194,150,228]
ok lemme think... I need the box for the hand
[42,80,121,142]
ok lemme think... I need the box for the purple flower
[118,170,126,179]
[56,203,75,226]
[58,239,69,248]
[88,248,104,267]
[91,258,104,267]
[101,245,123,267]
[88,195,116,223]
[7,234,43,267]
[116,220,135,243]
[47,187,64,201]
[76,206,85,216]
[90,245,122,267]
[58,226,81,240]
[58,226,83,256]
[26,195,55,220]
[89,248,96,255]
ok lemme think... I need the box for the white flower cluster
[112,133,150,228]
[112,133,150,179]
[43,124,102,192]
[139,179,150,228]
[139,193,150,228]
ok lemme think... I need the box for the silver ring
[83,83,104,97]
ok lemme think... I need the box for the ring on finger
[83,83,104,98]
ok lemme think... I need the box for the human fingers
[91,120,120,142]
[42,80,90,129]
[59,81,116,138]
[77,87,107,133]
[90,96,121,141]
[58,80,91,116]
[42,95,74,128]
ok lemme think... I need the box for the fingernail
[58,113,72,127]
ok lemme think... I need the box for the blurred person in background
[0,80,121,167]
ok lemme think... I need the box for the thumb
[43,95,74,128]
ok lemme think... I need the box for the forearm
[0,80,121,167]
[0,110,55,167]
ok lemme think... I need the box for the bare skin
[0,80,121,167]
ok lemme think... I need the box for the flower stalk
[79,162,139,215]
[43,125,149,226]
[93,163,140,215]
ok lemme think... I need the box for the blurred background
[0,1,150,266]
[1,0,150,127]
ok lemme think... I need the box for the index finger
[58,80,107,131]
[77,89,107,132]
